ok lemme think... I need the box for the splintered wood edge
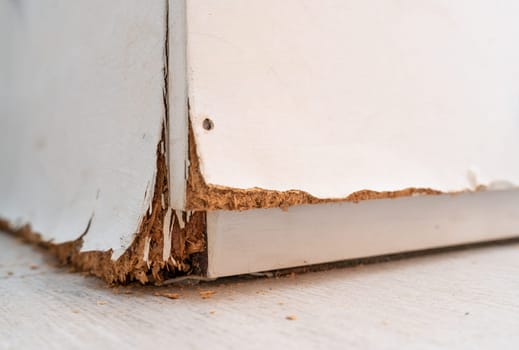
[0,124,207,285]
[0,6,209,286]
[184,119,464,212]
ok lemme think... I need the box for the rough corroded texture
[185,122,444,211]
[0,127,207,285]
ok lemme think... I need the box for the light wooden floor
[2,232,519,349]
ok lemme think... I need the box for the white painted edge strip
[143,236,152,268]
[162,207,174,260]
[206,190,519,278]
[168,0,188,210]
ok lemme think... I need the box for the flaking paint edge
[185,118,518,211]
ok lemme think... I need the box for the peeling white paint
[176,209,185,229]
[140,176,159,240]
[467,170,480,190]
[145,175,157,217]
[160,140,165,155]
[161,193,166,210]
[143,236,152,268]
[162,207,173,260]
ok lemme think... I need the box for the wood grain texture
[2,232,519,349]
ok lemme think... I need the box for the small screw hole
[202,118,214,131]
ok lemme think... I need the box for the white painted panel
[168,0,189,209]
[0,1,166,256]
[207,190,519,277]
[187,0,519,197]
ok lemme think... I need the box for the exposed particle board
[3,0,519,285]
[0,128,206,284]
[185,122,443,210]
[0,0,207,285]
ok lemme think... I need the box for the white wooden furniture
[1,0,519,282]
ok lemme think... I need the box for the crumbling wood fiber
[0,126,207,285]
[185,122,443,211]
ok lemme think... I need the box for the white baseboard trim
[207,190,519,278]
